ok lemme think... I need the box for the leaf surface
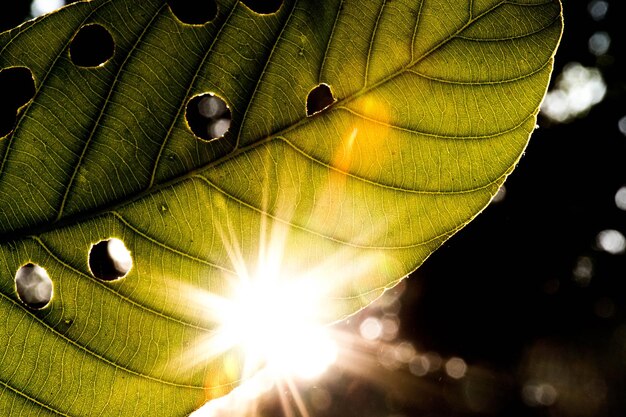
[0,0,562,415]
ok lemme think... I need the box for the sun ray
[285,377,312,417]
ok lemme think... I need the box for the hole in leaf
[70,24,115,67]
[88,238,133,281]
[306,83,335,116]
[15,263,53,309]
[186,93,232,141]
[167,0,218,24]
[0,67,35,137]
[240,0,283,14]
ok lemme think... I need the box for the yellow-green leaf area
[0,0,562,416]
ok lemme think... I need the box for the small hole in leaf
[15,263,53,309]
[0,67,35,137]
[306,83,335,116]
[186,93,232,141]
[88,238,133,281]
[70,24,115,67]
[167,0,218,24]
[240,0,283,14]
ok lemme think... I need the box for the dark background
[2,1,625,416]
[403,1,626,416]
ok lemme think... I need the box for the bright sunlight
[220,277,338,380]
[185,215,348,417]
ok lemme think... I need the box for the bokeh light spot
[615,186,626,211]
[381,315,400,341]
[541,63,606,123]
[394,342,416,363]
[445,357,467,379]
[310,387,332,411]
[596,229,626,255]
[409,355,430,376]
[186,93,232,141]
[359,317,383,341]
[31,0,65,17]
[491,185,507,204]
[522,382,558,407]
[588,31,610,56]
[588,0,609,21]
[378,345,401,370]
[88,238,133,281]
[15,263,53,309]
[573,256,594,286]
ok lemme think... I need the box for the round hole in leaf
[186,93,232,141]
[0,67,35,138]
[306,83,335,116]
[88,238,133,281]
[15,263,53,309]
[240,0,283,14]
[167,0,218,25]
[70,24,115,67]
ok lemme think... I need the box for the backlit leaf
[0,0,562,415]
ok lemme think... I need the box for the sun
[185,235,344,417]
[179,209,349,417]
[219,272,338,381]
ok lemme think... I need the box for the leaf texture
[0,0,562,415]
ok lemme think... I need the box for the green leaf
[0,0,562,415]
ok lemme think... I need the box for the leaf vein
[0,377,71,416]
[0,288,205,389]
[0,0,116,188]
[364,0,387,87]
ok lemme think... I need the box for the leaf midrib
[0,0,549,246]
